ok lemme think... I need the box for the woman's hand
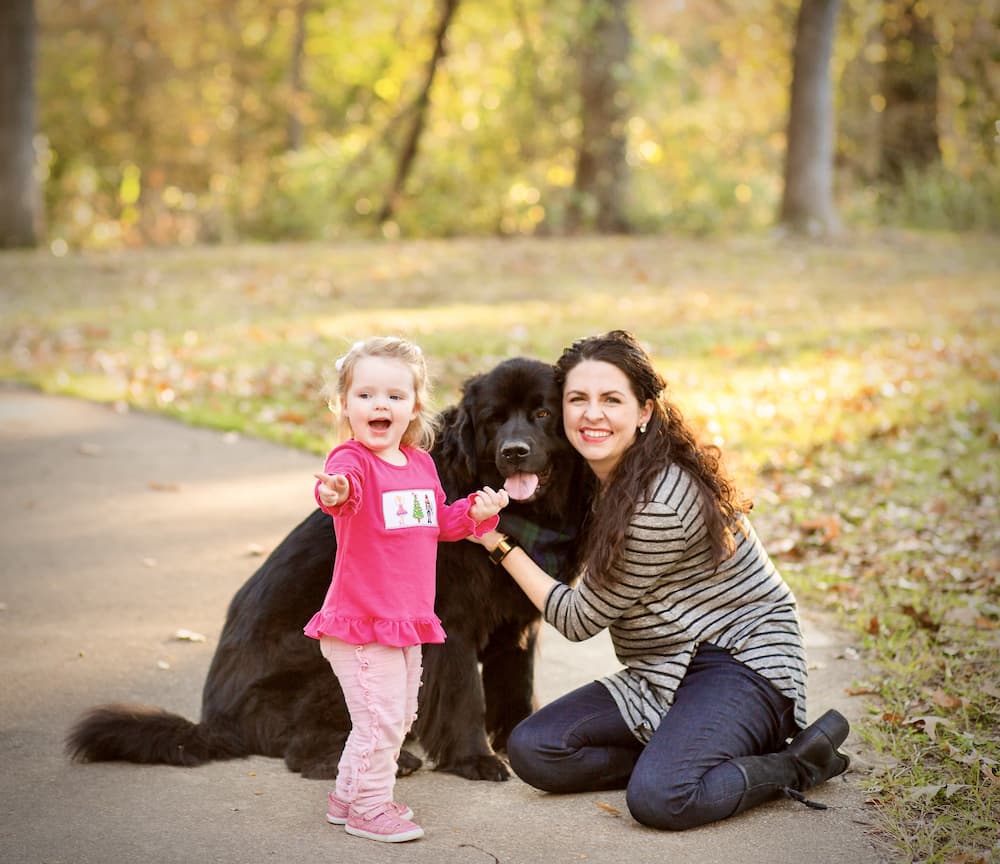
[467,529,505,548]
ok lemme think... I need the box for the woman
[477,330,850,830]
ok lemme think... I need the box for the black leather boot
[785,708,851,788]
[730,709,851,815]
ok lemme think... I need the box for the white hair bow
[335,340,366,372]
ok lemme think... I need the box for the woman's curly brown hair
[554,330,751,587]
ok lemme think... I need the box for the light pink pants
[320,637,422,815]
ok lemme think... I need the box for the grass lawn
[2,229,998,862]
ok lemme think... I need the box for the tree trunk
[287,0,308,151]
[125,12,155,242]
[567,0,632,234]
[836,4,883,184]
[378,0,460,226]
[879,0,939,183]
[780,0,841,236]
[0,0,40,248]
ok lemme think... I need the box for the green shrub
[876,164,1000,231]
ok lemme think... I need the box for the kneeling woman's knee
[507,721,544,785]
[626,775,706,831]
[507,719,565,792]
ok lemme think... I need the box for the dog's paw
[439,753,511,782]
[397,748,423,776]
[297,759,341,780]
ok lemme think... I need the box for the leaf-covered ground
[2,231,997,862]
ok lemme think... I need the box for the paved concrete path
[0,386,881,864]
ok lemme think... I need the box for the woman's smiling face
[561,359,652,483]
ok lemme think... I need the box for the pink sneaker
[326,792,413,825]
[345,802,424,843]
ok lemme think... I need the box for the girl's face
[562,360,653,483]
[342,356,419,460]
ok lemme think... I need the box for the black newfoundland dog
[67,358,588,782]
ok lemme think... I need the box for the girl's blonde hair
[327,336,437,451]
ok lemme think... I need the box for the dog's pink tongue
[504,472,539,501]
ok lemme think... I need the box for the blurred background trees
[0,0,41,247]
[8,0,998,249]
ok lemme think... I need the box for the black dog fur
[66,358,588,782]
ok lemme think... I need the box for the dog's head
[434,357,578,508]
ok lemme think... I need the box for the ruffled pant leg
[320,637,409,815]
[401,644,423,742]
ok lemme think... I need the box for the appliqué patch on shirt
[382,489,438,529]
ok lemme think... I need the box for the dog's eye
[535,409,551,420]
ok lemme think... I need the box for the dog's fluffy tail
[65,704,245,767]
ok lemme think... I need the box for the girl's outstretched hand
[315,472,350,508]
[469,486,509,523]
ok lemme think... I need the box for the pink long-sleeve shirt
[303,440,499,647]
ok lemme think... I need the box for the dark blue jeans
[507,643,798,830]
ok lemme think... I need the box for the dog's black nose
[500,441,531,462]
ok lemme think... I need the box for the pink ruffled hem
[304,611,446,647]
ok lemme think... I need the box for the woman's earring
[639,422,647,434]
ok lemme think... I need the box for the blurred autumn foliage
[3,1,999,848]
[29,0,1000,249]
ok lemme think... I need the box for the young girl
[304,336,508,843]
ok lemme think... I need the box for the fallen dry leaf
[846,682,881,696]
[594,801,622,817]
[939,742,991,767]
[903,715,952,740]
[901,604,939,631]
[800,514,841,542]
[828,582,863,601]
[929,689,964,710]
[943,605,984,627]
[905,783,968,801]
[981,682,1000,700]
[770,537,800,558]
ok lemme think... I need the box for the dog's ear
[435,377,481,490]
[451,404,478,484]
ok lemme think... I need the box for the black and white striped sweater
[543,462,809,742]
